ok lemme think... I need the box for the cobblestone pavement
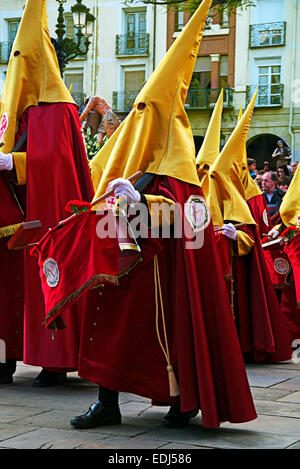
[0,361,299,449]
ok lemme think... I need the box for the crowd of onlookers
[247,154,299,219]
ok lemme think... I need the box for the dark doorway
[246,134,290,171]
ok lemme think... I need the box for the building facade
[0,0,167,120]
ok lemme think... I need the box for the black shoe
[162,404,199,428]
[33,370,67,387]
[71,401,122,429]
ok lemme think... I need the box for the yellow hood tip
[0,0,74,153]
[90,0,213,201]
[207,89,258,227]
[280,164,300,227]
[196,88,224,197]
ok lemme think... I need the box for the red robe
[0,135,25,360]
[247,194,271,237]
[36,175,257,428]
[216,225,292,363]
[23,102,94,369]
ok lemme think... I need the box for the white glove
[222,223,237,241]
[268,228,280,239]
[108,178,141,205]
[0,152,13,171]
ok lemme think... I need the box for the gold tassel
[167,364,180,397]
[154,256,180,397]
[0,223,22,239]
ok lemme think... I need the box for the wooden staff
[91,170,143,207]
[214,222,246,233]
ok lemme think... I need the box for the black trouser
[0,359,16,377]
[98,386,119,406]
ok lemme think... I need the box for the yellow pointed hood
[90,0,212,200]
[234,90,261,200]
[196,89,223,199]
[0,0,74,153]
[280,164,300,227]
[208,93,257,227]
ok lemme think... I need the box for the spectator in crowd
[278,176,291,193]
[290,161,299,177]
[254,171,264,190]
[264,161,269,172]
[262,171,285,218]
[247,158,257,179]
[272,139,291,170]
[277,165,290,182]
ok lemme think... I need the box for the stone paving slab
[271,375,300,391]
[250,387,291,401]
[253,399,300,418]
[0,404,48,424]
[277,392,300,403]
[0,423,39,443]
[245,368,300,388]
[221,414,300,437]
[144,425,300,449]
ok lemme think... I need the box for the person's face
[279,184,289,192]
[277,140,284,149]
[262,173,276,194]
[291,162,299,174]
[277,168,284,177]
[249,163,256,172]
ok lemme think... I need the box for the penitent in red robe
[247,194,271,237]
[23,102,94,369]
[38,175,257,428]
[0,174,24,360]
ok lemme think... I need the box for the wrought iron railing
[246,84,284,107]
[112,91,140,112]
[0,42,13,63]
[185,88,233,109]
[249,22,286,48]
[115,33,150,56]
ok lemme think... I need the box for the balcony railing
[0,42,13,64]
[112,91,140,112]
[115,33,149,56]
[246,84,284,107]
[249,22,286,48]
[185,88,234,109]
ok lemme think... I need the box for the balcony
[115,33,149,57]
[112,91,140,113]
[0,42,13,64]
[249,22,286,48]
[246,84,284,108]
[185,88,234,110]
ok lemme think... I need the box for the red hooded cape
[247,194,271,237]
[233,225,292,363]
[23,102,94,369]
[36,175,257,428]
[0,124,27,360]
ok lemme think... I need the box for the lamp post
[51,0,95,74]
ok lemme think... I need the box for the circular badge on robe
[0,113,8,142]
[263,209,269,227]
[184,195,211,232]
[297,212,300,227]
[274,258,291,276]
[43,258,60,287]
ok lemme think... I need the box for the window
[191,57,211,89]
[125,11,146,50]
[7,20,20,45]
[254,0,284,24]
[219,56,228,88]
[174,8,184,32]
[64,72,85,106]
[219,8,229,27]
[258,64,281,106]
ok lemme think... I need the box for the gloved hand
[0,152,13,171]
[108,178,141,205]
[222,223,237,241]
[268,228,280,239]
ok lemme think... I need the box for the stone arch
[246,133,290,171]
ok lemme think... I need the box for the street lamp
[51,0,95,74]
